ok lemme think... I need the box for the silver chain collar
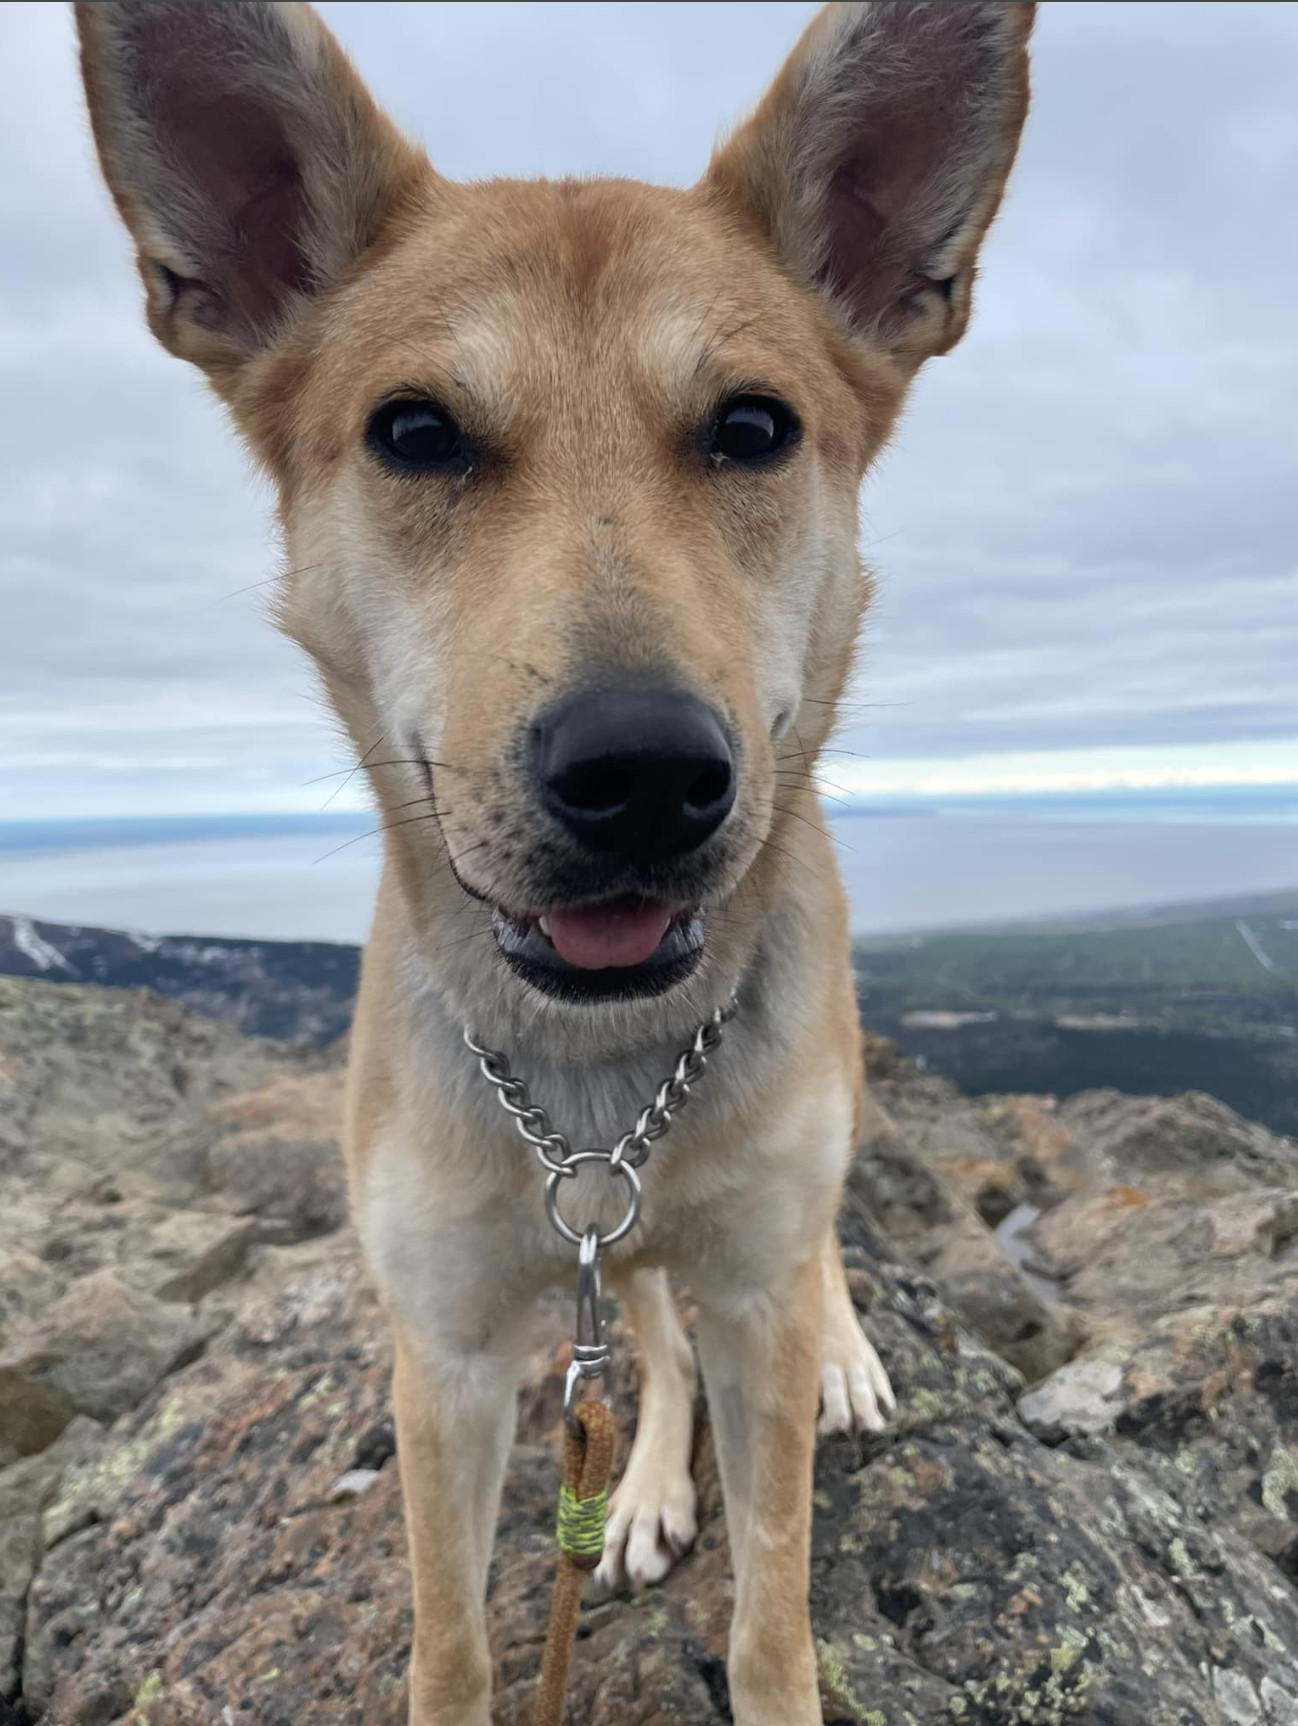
[464,993,738,1427]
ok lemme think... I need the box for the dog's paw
[593,1452,697,1592]
[818,1315,896,1438]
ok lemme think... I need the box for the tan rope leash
[531,1400,618,1726]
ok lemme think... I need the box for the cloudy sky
[3,0,1296,825]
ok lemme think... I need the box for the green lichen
[643,1604,668,1638]
[945,1637,1093,1726]
[1051,1643,1079,1677]
[1060,1566,1091,1612]
[296,1371,337,1411]
[904,1389,947,1423]
[1261,1445,1298,1520]
[816,1640,870,1718]
[134,1671,163,1707]
[50,1391,194,1531]
[1168,1538,1197,1579]
[1256,1618,1286,1655]
[133,1670,163,1725]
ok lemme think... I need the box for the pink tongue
[544,901,674,970]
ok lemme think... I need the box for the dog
[76,3,1033,1719]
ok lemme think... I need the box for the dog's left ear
[704,0,1035,368]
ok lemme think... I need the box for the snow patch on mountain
[8,914,78,975]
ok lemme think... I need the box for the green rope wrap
[556,1481,608,1561]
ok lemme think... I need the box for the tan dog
[76,3,1033,1719]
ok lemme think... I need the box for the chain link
[465,992,738,1214]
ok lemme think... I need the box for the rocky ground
[2,973,1297,1725]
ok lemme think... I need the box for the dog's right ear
[75,1,426,380]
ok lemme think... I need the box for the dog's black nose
[532,685,736,864]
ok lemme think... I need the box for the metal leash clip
[563,1227,610,1436]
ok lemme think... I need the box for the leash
[464,993,738,1726]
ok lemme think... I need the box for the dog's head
[77,1,1032,1045]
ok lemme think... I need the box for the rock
[0,1244,60,1351]
[21,1239,1298,1726]
[0,1270,207,1448]
[867,1062,1298,1226]
[0,976,299,1176]
[198,1070,348,1239]
[848,1092,1083,1382]
[0,1417,101,1699]
[7,979,1298,1723]
[1018,1358,1126,1440]
[0,1375,76,1460]
[328,1468,382,1503]
[1035,1185,1298,1321]
[1059,1089,1298,1199]
[129,1212,262,1305]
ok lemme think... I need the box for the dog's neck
[377,861,815,1154]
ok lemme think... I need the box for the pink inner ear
[814,7,1007,337]
[127,10,313,336]
[822,105,963,333]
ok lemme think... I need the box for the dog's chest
[359,1060,853,1346]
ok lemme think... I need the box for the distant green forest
[854,892,1298,1136]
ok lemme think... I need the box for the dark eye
[368,399,468,471]
[709,394,797,463]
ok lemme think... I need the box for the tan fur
[75,4,1033,1719]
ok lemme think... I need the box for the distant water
[833,812,1298,933]
[1,806,1295,943]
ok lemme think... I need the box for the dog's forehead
[323,176,828,410]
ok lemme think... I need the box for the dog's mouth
[491,896,705,1002]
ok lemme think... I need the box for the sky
[2,0,1297,825]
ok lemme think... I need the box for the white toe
[847,1366,887,1433]
[661,1491,697,1555]
[819,1319,895,1437]
[818,1362,853,1436]
[593,1472,697,1592]
[627,1511,675,1586]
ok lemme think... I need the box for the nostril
[555,762,632,815]
[686,762,732,813]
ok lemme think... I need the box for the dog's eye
[709,395,797,463]
[368,399,467,472]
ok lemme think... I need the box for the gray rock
[847,1091,1084,1382]
[132,1212,262,1304]
[199,1070,348,1239]
[0,1417,101,1699]
[1018,1358,1126,1439]
[1060,1088,1298,1200]
[0,1269,207,1444]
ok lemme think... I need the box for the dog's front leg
[696,1250,824,1726]
[392,1319,521,1726]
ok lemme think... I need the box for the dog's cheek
[280,479,460,756]
[743,478,858,745]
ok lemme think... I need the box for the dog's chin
[491,901,705,1004]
